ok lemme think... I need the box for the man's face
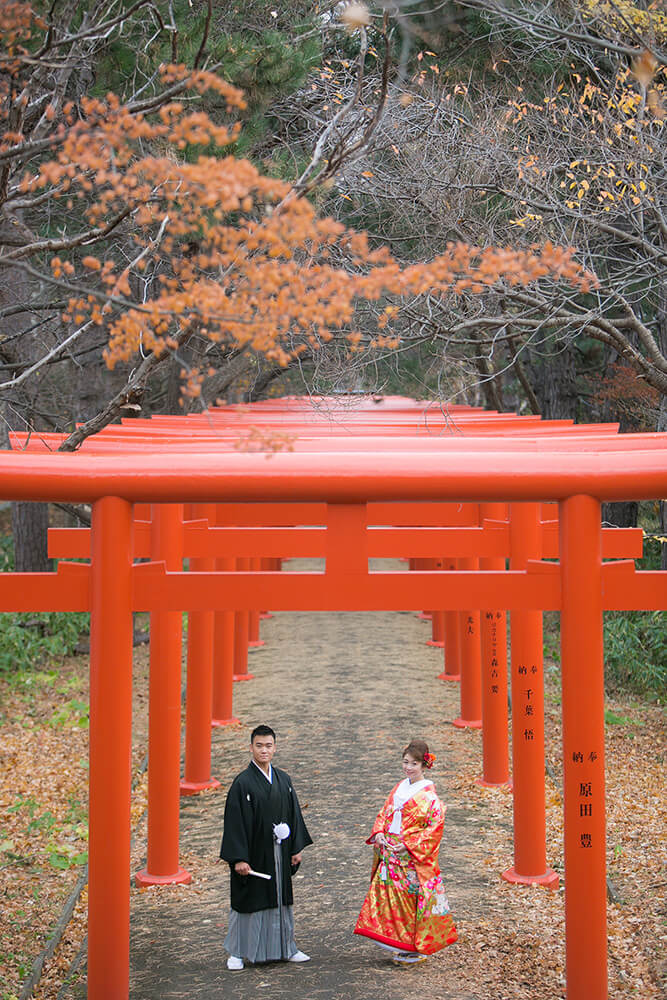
[251,735,276,768]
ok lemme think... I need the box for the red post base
[501,866,559,889]
[452,716,482,729]
[233,673,254,682]
[426,639,445,648]
[248,640,265,648]
[179,777,221,796]
[438,671,461,682]
[135,867,192,887]
[476,777,513,791]
[212,716,240,727]
[259,612,273,620]
[417,612,432,620]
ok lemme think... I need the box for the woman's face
[402,753,424,783]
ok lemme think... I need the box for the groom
[220,724,313,970]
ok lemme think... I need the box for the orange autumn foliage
[1,6,595,399]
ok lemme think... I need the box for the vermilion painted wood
[439,560,461,682]
[503,503,558,889]
[136,504,191,888]
[87,497,133,1000]
[211,501,240,726]
[560,495,607,999]
[19,427,667,451]
[453,540,483,729]
[180,503,220,796]
[1,563,664,612]
[427,608,445,647]
[210,562,237,726]
[478,502,511,789]
[1,448,666,502]
[47,520,643,560]
[232,557,252,682]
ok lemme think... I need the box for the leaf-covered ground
[0,646,151,1000]
[0,587,664,1000]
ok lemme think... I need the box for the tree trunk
[12,502,51,572]
[531,339,578,420]
[658,393,667,570]
[601,501,638,529]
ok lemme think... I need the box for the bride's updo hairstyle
[403,740,429,764]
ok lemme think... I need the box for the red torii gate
[46,495,643,887]
[3,409,666,1000]
[17,412,653,895]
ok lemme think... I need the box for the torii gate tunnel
[3,396,667,1000]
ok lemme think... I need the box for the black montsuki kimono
[220,763,313,913]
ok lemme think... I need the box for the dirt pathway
[127,559,501,999]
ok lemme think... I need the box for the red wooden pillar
[211,550,238,727]
[416,558,432,619]
[88,496,133,1000]
[233,556,253,681]
[248,609,263,645]
[260,558,274,618]
[428,609,445,647]
[248,558,265,647]
[478,502,511,787]
[181,502,220,795]
[503,502,557,888]
[439,559,461,681]
[136,504,191,886]
[453,557,482,728]
[560,495,607,1000]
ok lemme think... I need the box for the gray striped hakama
[224,840,298,963]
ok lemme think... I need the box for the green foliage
[601,533,666,700]
[89,2,322,165]
[604,708,641,726]
[638,534,662,571]
[49,698,89,729]
[0,536,89,675]
[93,3,320,112]
[0,612,89,676]
[542,555,665,700]
[47,846,87,870]
[603,610,666,700]
[218,30,319,94]
[6,794,88,870]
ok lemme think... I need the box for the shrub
[0,536,89,675]
[604,610,666,701]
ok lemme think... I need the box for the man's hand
[291,852,302,866]
[234,861,251,876]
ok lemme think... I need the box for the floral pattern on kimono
[354,781,457,955]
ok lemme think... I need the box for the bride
[354,740,457,964]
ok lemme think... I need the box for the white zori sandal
[392,951,427,965]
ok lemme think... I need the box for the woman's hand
[373,832,387,848]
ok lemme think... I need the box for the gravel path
[128,560,503,999]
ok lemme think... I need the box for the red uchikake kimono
[354,780,458,955]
